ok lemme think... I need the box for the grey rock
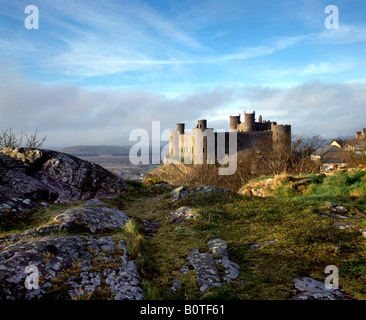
[180,265,189,274]
[208,239,229,257]
[105,259,144,300]
[78,207,129,234]
[290,277,349,300]
[187,248,222,293]
[195,186,231,193]
[142,220,161,239]
[170,185,231,202]
[167,277,181,294]
[332,221,356,230]
[250,239,280,249]
[0,207,130,247]
[82,198,105,206]
[170,186,192,202]
[186,239,240,293]
[0,148,125,213]
[167,207,198,224]
[208,239,240,283]
[0,236,143,300]
[327,203,348,215]
[45,207,129,234]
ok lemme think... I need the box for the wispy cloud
[2,0,365,82]
[299,62,351,76]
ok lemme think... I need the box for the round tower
[242,111,255,132]
[197,119,207,130]
[271,124,291,148]
[229,115,241,130]
[177,123,185,135]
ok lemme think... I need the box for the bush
[143,176,168,187]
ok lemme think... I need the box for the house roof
[330,139,356,148]
[312,144,343,156]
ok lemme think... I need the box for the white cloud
[1,68,365,148]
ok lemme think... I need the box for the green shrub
[143,176,168,186]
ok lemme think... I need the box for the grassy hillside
[241,170,366,204]
[110,177,366,300]
[2,170,366,300]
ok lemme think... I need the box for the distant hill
[57,145,131,157]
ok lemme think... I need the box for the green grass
[2,170,366,300]
[268,170,366,208]
[0,202,82,239]
[115,182,366,300]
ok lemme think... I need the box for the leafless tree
[0,127,46,149]
[254,134,325,175]
[23,128,47,148]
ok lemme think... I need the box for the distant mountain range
[56,145,131,157]
[56,144,168,157]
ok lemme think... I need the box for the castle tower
[271,123,291,149]
[197,119,207,130]
[177,123,185,135]
[242,111,255,132]
[229,115,241,130]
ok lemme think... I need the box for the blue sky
[1,0,366,147]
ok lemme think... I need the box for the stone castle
[166,110,291,163]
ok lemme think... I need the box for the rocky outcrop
[170,185,232,202]
[0,235,143,300]
[167,207,198,224]
[186,239,240,292]
[0,148,125,213]
[313,203,361,231]
[0,207,130,247]
[207,239,240,283]
[187,248,222,293]
[0,204,144,300]
[290,277,349,300]
[238,178,274,197]
[51,207,130,234]
[170,186,193,202]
